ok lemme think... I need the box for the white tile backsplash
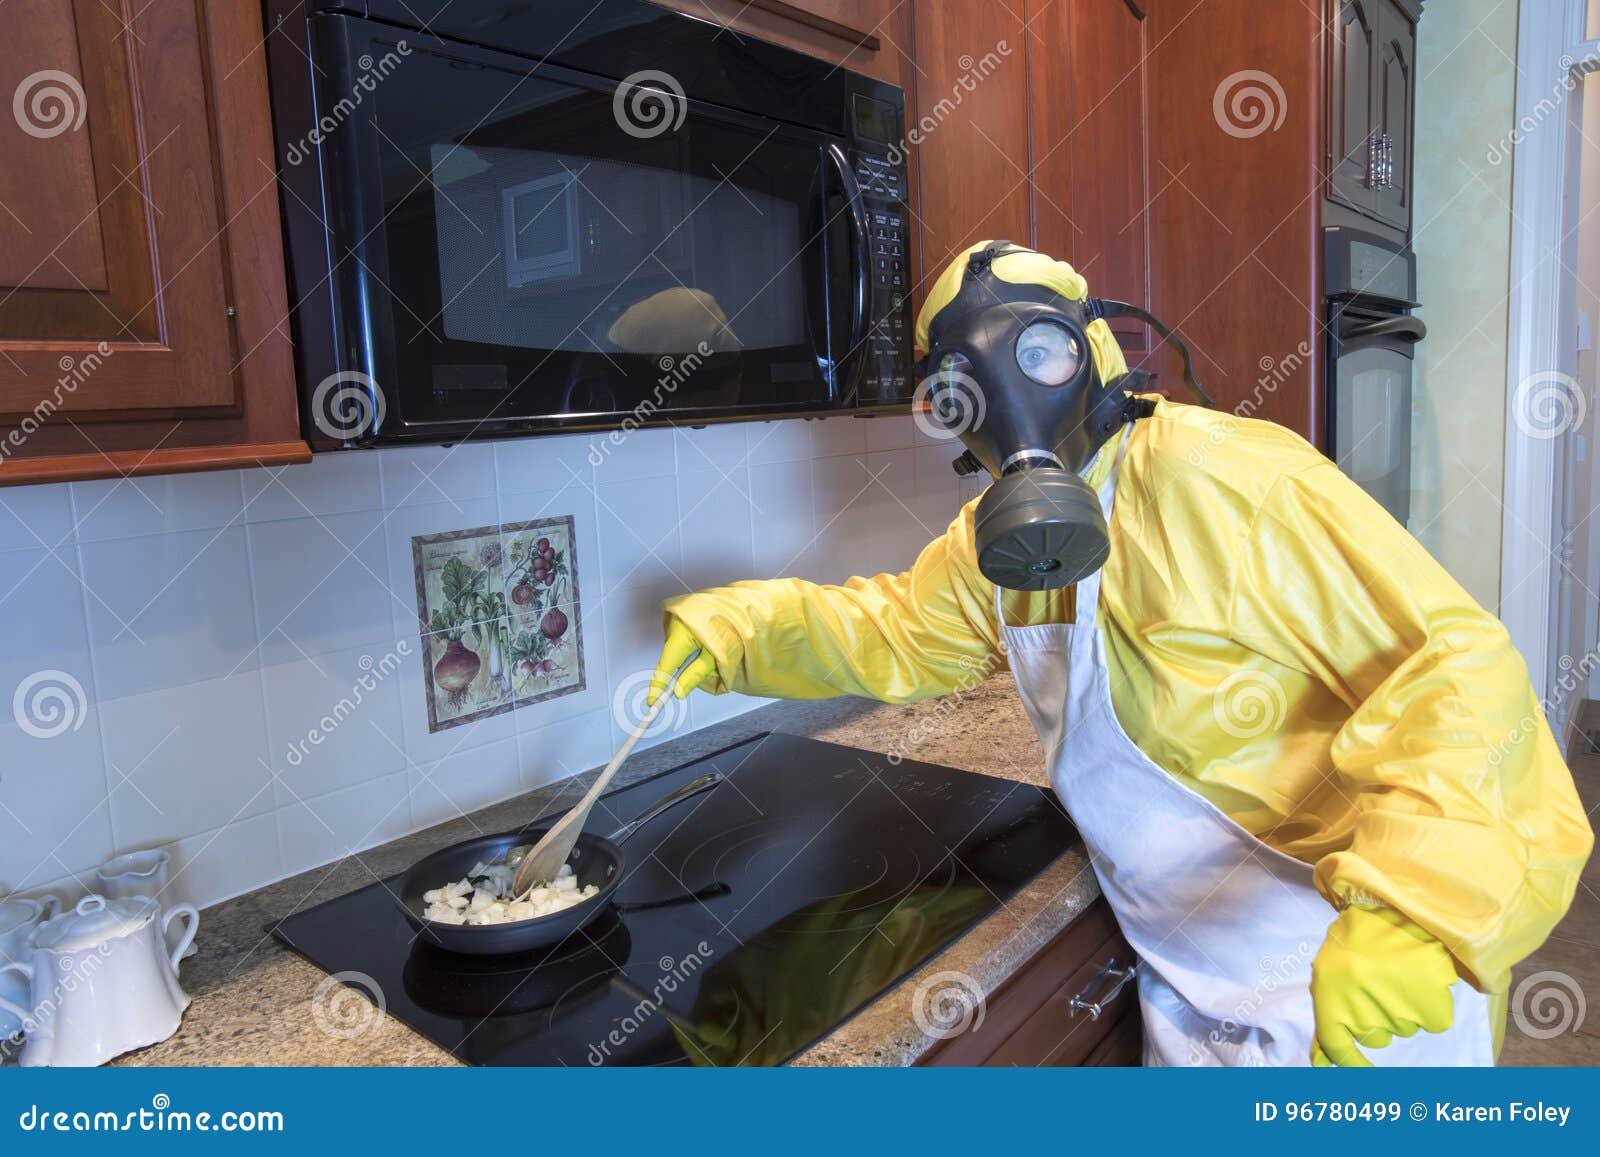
[81,526,259,699]
[0,417,961,909]
[99,672,273,849]
[278,772,411,878]
[407,736,524,830]
[675,466,755,593]
[379,441,497,507]
[0,484,73,552]
[261,642,408,804]
[71,471,244,541]
[241,451,383,523]
[248,510,394,665]
[0,717,115,890]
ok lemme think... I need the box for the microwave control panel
[852,149,914,405]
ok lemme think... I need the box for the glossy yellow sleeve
[1230,460,1594,992]
[660,507,1001,703]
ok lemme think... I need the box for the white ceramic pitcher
[0,895,59,1039]
[94,849,195,962]
[0,895,197,1066]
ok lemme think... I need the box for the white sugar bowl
[0,895,198,1067]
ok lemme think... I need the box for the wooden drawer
[919,898,1141,1066]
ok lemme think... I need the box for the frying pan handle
[608,772,723,844]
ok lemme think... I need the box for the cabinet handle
[1365,134,1379,189]
[1382,134,1395,189]
[1068,956,1138,1020]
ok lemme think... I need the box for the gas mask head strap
[1087,298,1215,408]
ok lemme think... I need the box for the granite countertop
[112,675,1100,1067]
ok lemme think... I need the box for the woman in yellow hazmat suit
[648,242,1593,1066]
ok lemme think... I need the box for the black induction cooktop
[271,732,1076,1066]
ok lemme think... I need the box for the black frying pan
[395,772,721,956]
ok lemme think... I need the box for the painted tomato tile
[413,515,584,732]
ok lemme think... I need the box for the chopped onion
[422,862,598,926]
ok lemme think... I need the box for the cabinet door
[1372,0,1417,229]
[0,0,238,419]
[910,1,1031,296]
[1062,0,1150,359]
[1328,0,1377,214]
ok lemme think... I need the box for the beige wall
[1409,0,1519,610]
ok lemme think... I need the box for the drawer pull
[1068,957,1137,1020]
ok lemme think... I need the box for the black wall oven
[265,0,913,449]
[1324,227,1425,526]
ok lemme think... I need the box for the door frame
[1501,0,1595,701]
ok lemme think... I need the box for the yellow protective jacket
[663,399,1594,993]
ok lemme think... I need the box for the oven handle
[826,142,872,406]
[1342,315,1427,344]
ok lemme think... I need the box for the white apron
[998,432,1495,1067]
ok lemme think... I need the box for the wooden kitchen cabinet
[1142,0,1324,438]
[0,0,308,486]
[648,0,911,88]
[1048,0,1152,358]
[918,899,1142,1066]
[909,1,1032,287]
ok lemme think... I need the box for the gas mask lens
[928,351,981,433]
[1014,321,1083,386]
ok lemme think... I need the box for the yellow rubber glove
[647,618,719,706]
[1310,905,1458,1067]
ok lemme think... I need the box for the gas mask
[918,242,1211,592]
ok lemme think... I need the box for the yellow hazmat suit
[655,244,1592,1062]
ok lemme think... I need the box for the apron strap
[1073,428,1131,631]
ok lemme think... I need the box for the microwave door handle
[826,143,872,405]
[1342,315,1427,344]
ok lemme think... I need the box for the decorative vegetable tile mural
[411,515,584,732]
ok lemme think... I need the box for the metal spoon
[510,650,700,898]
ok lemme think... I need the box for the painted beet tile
[412,515,584,732]
[420,619,515,730]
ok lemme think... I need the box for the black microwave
[264,0,914,450]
